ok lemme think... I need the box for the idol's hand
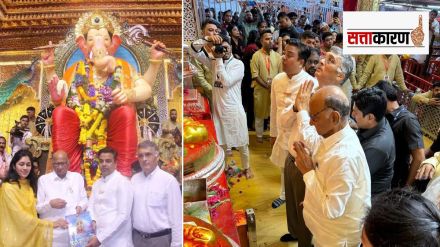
[150,40,166,60]
[112,88,134,105]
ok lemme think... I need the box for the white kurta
[131,167,182,247]
[297,111,371,247]
[89,171,133,247]
[37,171,88,247]
[186,41,249,147]
[212,57,249,148]
[269,71,317,167]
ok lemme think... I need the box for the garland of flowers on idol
[69,60,120,190]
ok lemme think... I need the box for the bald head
[312,86,350,117]
[309,86,350,137]
[52,150,69,178]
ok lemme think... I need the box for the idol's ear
[76,35,88,57]
[108,34,122,56]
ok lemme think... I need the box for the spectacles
[137,152,158,159]
[310,107,333,121]
[53,162,67,167]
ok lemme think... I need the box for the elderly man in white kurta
[293,85,371,247]
[270,39,317,209]
[87,147,133,247]
[37,150,88,247]
[187,35,252,178]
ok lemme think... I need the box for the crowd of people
[186,3,440,246]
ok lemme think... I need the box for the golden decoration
[74,11,122,39]
[183,118,208,144]
[183,224,216,247]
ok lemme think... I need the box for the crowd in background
[186,3,440,246]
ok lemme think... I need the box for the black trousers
[284,154,313,247]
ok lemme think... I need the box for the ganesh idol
[41,11,166,184]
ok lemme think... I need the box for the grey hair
[330,46,354,84]
[138,140,159,152]
[324,95,351,119]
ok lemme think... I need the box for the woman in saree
[0,150,67,247]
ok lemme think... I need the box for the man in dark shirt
[277,12,299,39]
[375,81,425,188]
[352,88,395,196]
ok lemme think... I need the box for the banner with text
[343,11,429,55]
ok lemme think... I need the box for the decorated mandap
[0,3,182,187]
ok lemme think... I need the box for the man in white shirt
[37,150,87,247]
[430,9,439,40]
[293,85,371,247]
[131,141,182,247]
[269,38,317,214]
[0,136,11,181]
[279,45,354,246]
[87,147,133,247]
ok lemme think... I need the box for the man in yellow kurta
[357,54,407,91]
[251,29,282,142]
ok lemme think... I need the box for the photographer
[186,34,253,178]
[9,115,32,156]
[329,12,341,33]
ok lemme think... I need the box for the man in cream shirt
[87,147,133,247]
[131,140,182,247]
[293,85,371,247]
[37,150,87,247]
[269,38,317,219]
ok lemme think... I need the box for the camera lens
[214,45,224,54]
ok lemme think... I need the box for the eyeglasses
[53,162,67,167]
[310,107,333,121]
[137,152,158,159]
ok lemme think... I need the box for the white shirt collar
[321,123,351,150]
[143,165,160,179]
[103,170,118,182]
[52,171,69,181]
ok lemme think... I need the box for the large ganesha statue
[42,11,166,187]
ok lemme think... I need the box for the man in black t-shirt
[375,81,425,187]
[352,88,395,196]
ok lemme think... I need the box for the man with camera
[9,115,32,156]
[186,34,252,178]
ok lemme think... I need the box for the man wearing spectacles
[36,150,87,247]
[293,85,371,246]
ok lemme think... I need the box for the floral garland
[68,60,120,190]
[207,183,230,218]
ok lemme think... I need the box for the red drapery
[52,105,137,177]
